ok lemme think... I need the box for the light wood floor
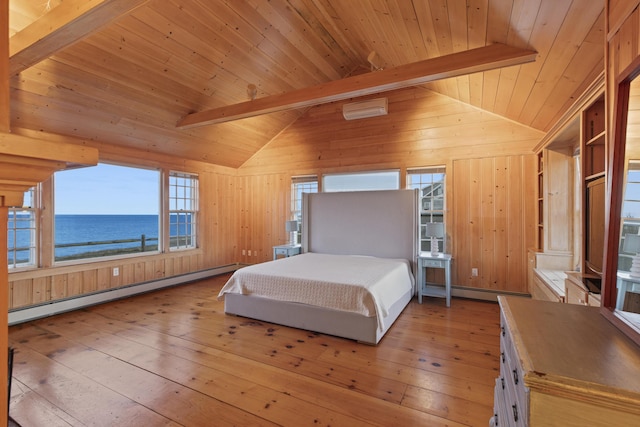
[8,273,501,426]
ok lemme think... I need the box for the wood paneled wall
[8,85,546,309]
[8,146,239,310]
[236,173,290,264]
[239,86,543,293]
[452,156,536,293]
[240,87,544,176]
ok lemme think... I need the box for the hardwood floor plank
[84,290,413,404]
[10,342,180,427]
[10,378,80,427]
[20,324,372,426]
[10,324,276,426]
[9,274,501,426]
[315,343,496,404]
[402,384,493,426]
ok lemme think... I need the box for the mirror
[603,71,640,345]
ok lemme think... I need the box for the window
[8,187,37,269]
[169,171,198,250]
[54,163,160,262]
[323,170,400,192]
[407,167,446,252]
[291,176,318,244]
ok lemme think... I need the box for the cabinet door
[542,147,574,254]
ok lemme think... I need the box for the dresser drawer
[493,378,511,427]
[499,311,529,426]
[503,368,526,427]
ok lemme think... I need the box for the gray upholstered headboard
[302,189,419,274]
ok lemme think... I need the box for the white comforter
[218,252,414,331]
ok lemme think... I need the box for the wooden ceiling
[7,0,605,169]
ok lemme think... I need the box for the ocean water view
[55,214,160,259]
[8,214,163,263]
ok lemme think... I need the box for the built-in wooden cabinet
[536,153,544,250]
[530,84,606,306]
[581,97,606,279]
[540,146,574,256]
[565,271,601,306]
[531,269,564,302]
[583,99,606,178]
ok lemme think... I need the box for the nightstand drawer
[272,244,302,260]
[421,259,444,268]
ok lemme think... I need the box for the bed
[218,189,419,344]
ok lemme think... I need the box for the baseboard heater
[8,264,240,325]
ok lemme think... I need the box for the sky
[54,163,160,215]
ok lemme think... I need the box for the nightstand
[417,252,452,306]
[272,244,302,260]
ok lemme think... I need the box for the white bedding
[218,252,414,331]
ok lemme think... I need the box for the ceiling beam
[0,132,98,167]
[9,0,151,75]
[177,43,537,129]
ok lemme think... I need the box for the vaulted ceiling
[7,0,605,169]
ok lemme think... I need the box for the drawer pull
[512,369,519,385]
[512,403,519,422]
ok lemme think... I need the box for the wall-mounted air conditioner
[342,97,388,120]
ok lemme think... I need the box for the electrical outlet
[247,250,251,256]
[113,267,119,277]
[471,268,478,277]
[242,249,246,256]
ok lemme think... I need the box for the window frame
[169,171,199,251]
[407,167,446,253]
[291,176,318,244]
[7,187,38,269]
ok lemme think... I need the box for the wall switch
[113,267,119,277]
[471,268,478,277]
[242,249,246,256]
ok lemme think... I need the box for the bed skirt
[224,287,413,345]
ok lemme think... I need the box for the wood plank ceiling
[7,0,605,169]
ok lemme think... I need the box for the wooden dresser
[492,296,640,426]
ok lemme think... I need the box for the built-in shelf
[582,96,606,277]
[586,171,606,181]
[537,151,544,250]
[586,130,605,146]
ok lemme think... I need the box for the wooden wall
[236,173,290,265]
[239,86,542,293]
[8,138,239,310]
[8,84,545,309]
[452,156,536,293]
